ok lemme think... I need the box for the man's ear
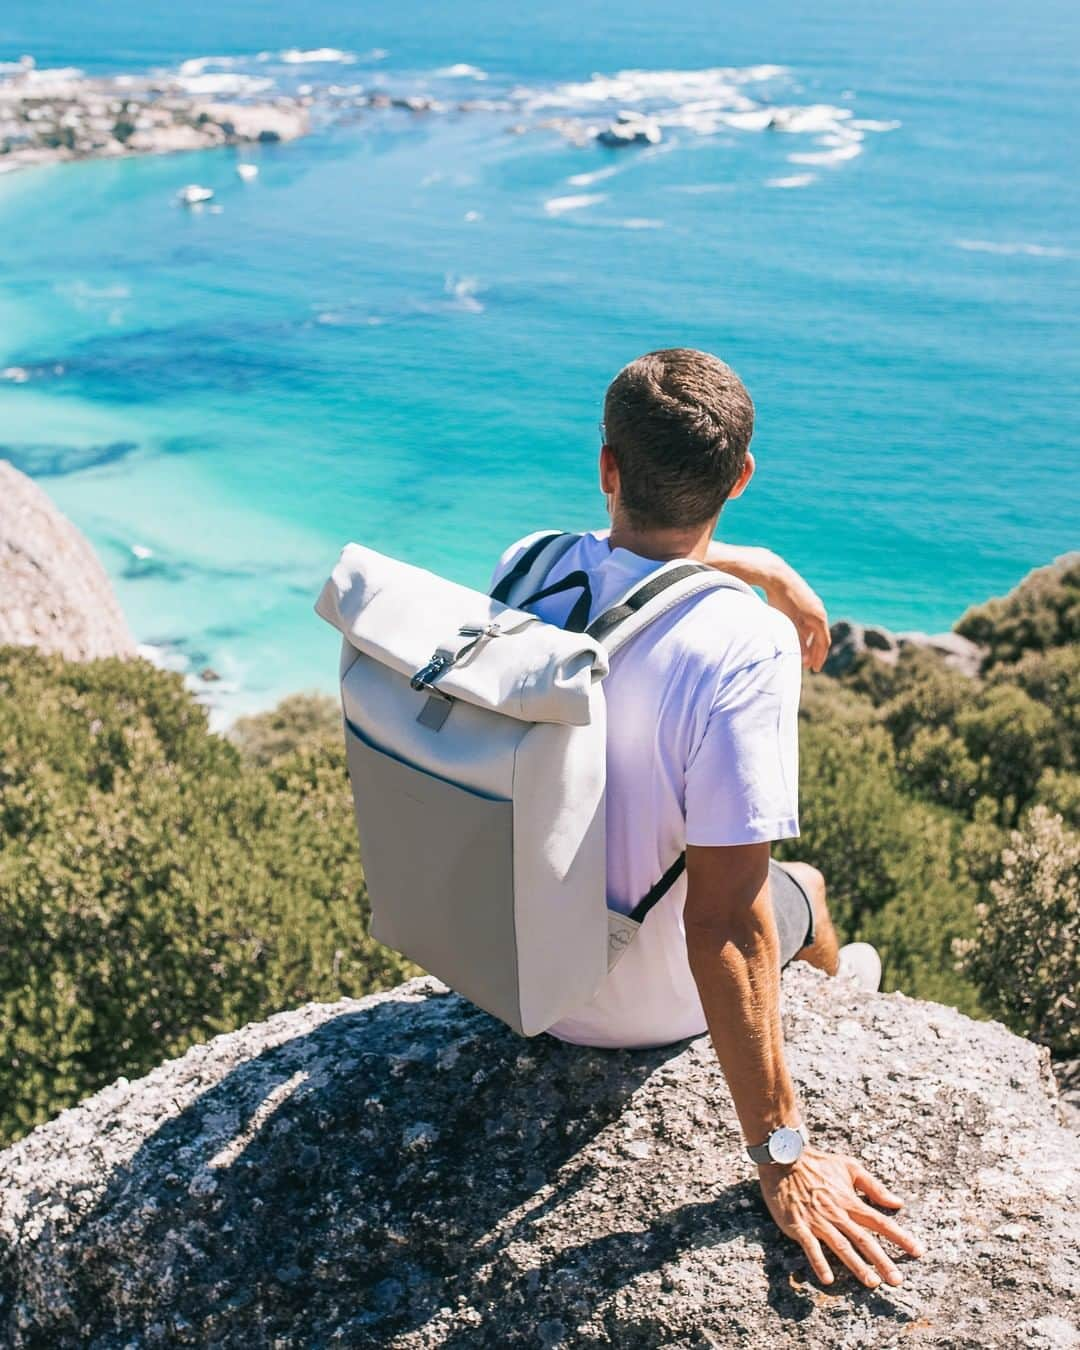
[726,450,755,502]
[599,444,620,497]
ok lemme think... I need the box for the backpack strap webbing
[490,532,581,609]
[596,561,755,969]
[518,570,594,634]
[588,561,753,655]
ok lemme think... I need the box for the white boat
[235,163,259,181]
[177,184,214,206]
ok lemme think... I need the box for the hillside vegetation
[0,556,1076,1144]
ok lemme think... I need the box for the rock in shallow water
[0,966,1077,1347]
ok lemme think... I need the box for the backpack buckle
[410,653,453,692]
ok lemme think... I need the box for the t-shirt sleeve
[487,531,553,593]
[684,648,802,846]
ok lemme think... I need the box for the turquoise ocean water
[1,0,1077,721]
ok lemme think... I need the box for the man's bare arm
[703,542,831,673]
[684,842,925,1288]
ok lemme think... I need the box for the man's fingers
[837,1220,903,1287]
[852,1165,904,1211]
[791,1224,834,1285]
[852,1203,926,1259]
[816,1224,883,1288]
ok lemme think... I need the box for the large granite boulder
[0,461,134,660]
[2,966,1077,1347]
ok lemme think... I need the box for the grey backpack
[316,531,750,1035]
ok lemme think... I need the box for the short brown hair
[602,348,754,529]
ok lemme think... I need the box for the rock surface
[2,966,1078,1348]
[825,619,984,679]
[0,460,135,660]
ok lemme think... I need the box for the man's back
[492,528,802,1048]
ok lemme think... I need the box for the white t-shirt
[490,529,803,1049]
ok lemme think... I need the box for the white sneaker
[836,942,882,992]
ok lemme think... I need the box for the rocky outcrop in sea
[0,58,309,172]
[0,461,135,660]
[1,965,1076,1348]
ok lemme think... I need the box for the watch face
[768,1127,804,1164]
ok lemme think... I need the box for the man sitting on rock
[491,348,925,1290]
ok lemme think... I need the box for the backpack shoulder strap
[593,561,756,972]
[587,561,753,657]
[490,532,581,608]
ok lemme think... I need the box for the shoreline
[0,57,310,174]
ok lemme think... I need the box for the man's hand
[761,565,831,673]
[758,1146,925,1288]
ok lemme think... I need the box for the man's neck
[606,512,717,563]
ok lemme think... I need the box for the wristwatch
[746,1122,809,1165]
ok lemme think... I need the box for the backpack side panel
[344,718,522,1028]
[511,684,609,1035]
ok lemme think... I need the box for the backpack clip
[410,653,453,692]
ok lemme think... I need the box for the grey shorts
[770,860,816,966]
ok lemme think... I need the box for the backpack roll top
[316,543,611,1037]
[316,542,609,726]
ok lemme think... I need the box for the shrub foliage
[955,807,1079,1055]
[0,649,414,1145]
[1,553,1076,1141]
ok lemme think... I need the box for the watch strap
[746,1122,809,1164]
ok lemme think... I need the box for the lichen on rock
[1,966,1077,1347]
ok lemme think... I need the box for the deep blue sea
[1,0,1077,720]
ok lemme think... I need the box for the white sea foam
[767,173,816,188]
[277,48,356,65]
[131,544,154,559]
[444,273,484,312]
[177,56,237,76]
[766,104,853,133]
[618,217,664,229]
[544,193,606,215]
[436,63,488,80]
[955,239,1070,258]
[517,65,786,112]
[850,118,901,132]
[174,72,273,96]
[787,141,862,165]
[566,165,620,187]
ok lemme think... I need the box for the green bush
[955,553,1080,669]
[955,806,1079,1054]
[775,711,982,1014]
[0,648,415,1145]
[230,691,342,765]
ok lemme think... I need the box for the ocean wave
[566,165,620,187]
[954,239,1070,258]
[444,273,484,313]
[436,63,488,80]
[787,141,862,165]
[516,64,787,112]
[544,193,606,215]
[766,173,816,188]
[617,217,664,229]
[275,48,356,65]
[177,56,238,76]
[173,72,274,96]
